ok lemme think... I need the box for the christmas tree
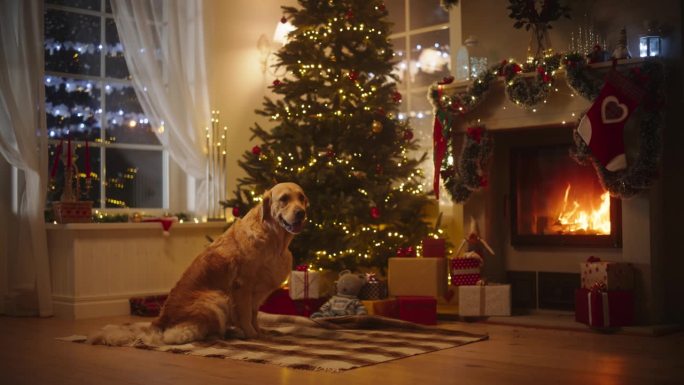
[222,0,437,271]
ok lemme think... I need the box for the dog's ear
[261,189,272,222]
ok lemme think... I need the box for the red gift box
[422,238,446,258]
[397,296,437,325]
[260,288,327,317]
[450,257,482,286]
[575,288,634,328]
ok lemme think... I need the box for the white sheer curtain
[0,0,53,317]
[111,0,211,216]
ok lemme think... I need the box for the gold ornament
[371,120,383,133]
[131,212,142,223]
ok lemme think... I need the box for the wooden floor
[1,314,683,385]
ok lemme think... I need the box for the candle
[85,139,91,180]
[50,138,64,178]
[67,136,72,167]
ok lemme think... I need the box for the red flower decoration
[370,206,380,219]
[403,129,414,141]
[512,64,522,73]
[466,126,483,143]
[232,207,240,217]
[251,145,262,155]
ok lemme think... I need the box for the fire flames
[556,184,611,235]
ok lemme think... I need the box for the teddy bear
[310,270,368,318]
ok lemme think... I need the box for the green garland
[428,68,497,203]
[502,54,562,108]
[564,54,664,198]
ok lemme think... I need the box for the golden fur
[88,182,307,346]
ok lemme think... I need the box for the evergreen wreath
[442,126,494,203]
[564,54,664,198]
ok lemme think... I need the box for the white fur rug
[58,313,488,372]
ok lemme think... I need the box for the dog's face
[262,182,308,234]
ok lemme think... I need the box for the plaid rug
[58,313,488,372]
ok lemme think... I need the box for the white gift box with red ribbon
[289,268,320,300]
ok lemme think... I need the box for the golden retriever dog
[88,182,308,346]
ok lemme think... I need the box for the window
[44,0,166,210]
[386,0,451,197]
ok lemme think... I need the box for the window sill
[45,221,228,231]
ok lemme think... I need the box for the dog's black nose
[295,209,305,222]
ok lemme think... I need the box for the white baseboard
[52,292,167,319]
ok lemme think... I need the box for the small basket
[52,201,93,223]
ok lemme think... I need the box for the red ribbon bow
[295,265,309,272]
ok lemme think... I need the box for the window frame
[44,0,169,212]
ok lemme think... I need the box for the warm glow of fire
[556,184,611,234]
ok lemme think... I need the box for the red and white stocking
[576,71,644,171]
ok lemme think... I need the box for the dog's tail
[86,322,163,346]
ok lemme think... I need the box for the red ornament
[375,164,383,174]
[542,74,552,83]
[251,145,262,155]
[403,129,414,140]
[232,207,240,217]
[466,126,483,143]
[346,9,354,20]
[536,66,545,75]
[280,16,287,24]
[376,107,386,116]
[378,3,386,12]
[392,91,402,103]
[512,64,522,74]
[326,148,335,158]
[272,79,282,87]
[348,70,358,81]
[479,176,488,188]
[370,206,380,219]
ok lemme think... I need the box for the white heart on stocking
[601,96,629,124]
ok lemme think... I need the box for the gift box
[289,268,320,300]
[575,288,634,328]
[388,257,447,298]
[260,288,328,317]
[450,256,482,286]
[422,237,446,258]
[362,298,399,318]
[458,284,511,316]
[129,294,168,317]
[359,274,388,300]
[397,296,437,325]
[580,261,634,291]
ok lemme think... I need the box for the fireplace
[510,143,622,248]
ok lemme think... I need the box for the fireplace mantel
[439,58,646,131]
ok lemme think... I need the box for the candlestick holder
[205,111,229,221]
[50,138,93,223]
